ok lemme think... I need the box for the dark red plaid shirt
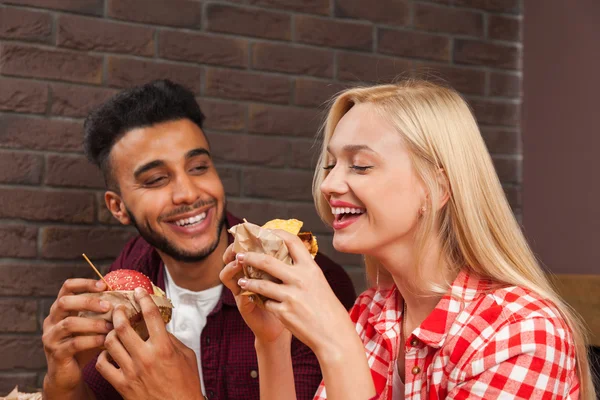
[82,213,357,400]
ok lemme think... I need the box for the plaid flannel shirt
[314,270,580,400]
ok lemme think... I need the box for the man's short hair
[83,79,206,191]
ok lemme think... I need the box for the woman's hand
[228,230,357,360]
[220,244,290,344]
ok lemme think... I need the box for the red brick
[335,0,410,26]
[488,15,521,42]
[243,168,314,201]
[294,78,347,107]
[207,4,291,41]
[0,77,48,114]
[57,14,155,57]
[197,99,246,132]
[0,188,94,223]
[0,225,37,258]
[284,202,331,234]
[316,233,364,266]
[0,151,43,185]
[249,104,323,137]
[226,199,288,226]
[0,43,103,85]
[0,336,45,370]
[252,42,333,78]
[0,299,37,333]
[489,72,521,98]
[289,139,321,170]
[296,15,372,51]
[481,127,520,154]
[217,166,241,196]
[337,52,411,83]
[0,373,38,395]
[107,57,202,94]
[414,63,485,95]
[209,133,288,167]
[454,40,520,70]
[0,6,52,43]
[414,3,483,37]
[450,0,520,14]
[50,83,117,118]
[107,0,202,28]
[0,115,83,152]
[96,192,121,225]
[205,68,290,105]
[0,263,95,296]
[45,154,105,189]
[250,0,329,15]
[378,29,450,62]
[469,98,520,127]
[159,31,248,68]
[3,0,104,16]
[41,226,137,260]
[492,156,520,184]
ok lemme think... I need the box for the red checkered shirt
[314,270,580,400]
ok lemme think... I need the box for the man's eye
[144,176,166,186]
[351,165,373,172]
[190,165,209,173]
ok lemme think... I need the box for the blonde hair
[312,80,595,399]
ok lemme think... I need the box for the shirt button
[410,338,420,347]
[250,370,258,379]
[411,366,421,375]
[208,390,215,398]
[205,337,211,345]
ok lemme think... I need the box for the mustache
[158,198,217,222]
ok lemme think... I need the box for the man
[41,80,356,400]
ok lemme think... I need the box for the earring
[420,206,427,214]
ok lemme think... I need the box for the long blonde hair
[312,80,595,399]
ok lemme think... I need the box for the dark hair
[83,79,205,190]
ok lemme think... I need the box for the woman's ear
[104,191,131,225]
[436,168,451,210]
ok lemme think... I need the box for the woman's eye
[323,164,336,170]
[351,165,373,172]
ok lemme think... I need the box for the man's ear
[105,191,131,225]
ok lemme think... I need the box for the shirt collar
[367,269,491,349]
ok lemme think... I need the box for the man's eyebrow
[133,160,165,179]
[186,148,211,159]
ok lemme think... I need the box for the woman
[220,80,595,399]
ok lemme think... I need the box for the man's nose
[172,175,198,205]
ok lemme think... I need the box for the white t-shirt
[164,266,223,395]
[392,359,405,399]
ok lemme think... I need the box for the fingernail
[236,253,245,262]
[100,301,110,311]
[238,278,248,287]
[134,287,147,296]
[106,322,113,330]
[96,281,105,289]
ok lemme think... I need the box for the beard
[126,198,227,263]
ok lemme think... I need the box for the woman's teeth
[331,207,365,215]
[174,212,207,227]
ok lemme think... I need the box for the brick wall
[0,0,522,391]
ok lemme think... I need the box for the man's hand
[42,278,112,398]
[96,288,203,400]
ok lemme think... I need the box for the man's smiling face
[108,118,226,262]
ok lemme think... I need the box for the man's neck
[158,228,229,292]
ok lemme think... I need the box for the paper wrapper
[229,222,293,307]
[78,291,173,340]
[0,387,42,400]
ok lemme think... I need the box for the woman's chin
[332,237,365,255]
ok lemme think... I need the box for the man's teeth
[174,212,207,227]
[331,207,365,215]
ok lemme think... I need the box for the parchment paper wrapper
[78,291,173,340]
[0,386,42,400]
[229,222,293,307]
